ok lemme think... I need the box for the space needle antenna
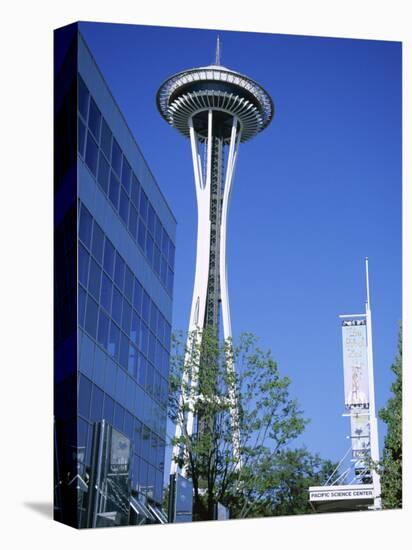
[215,35,221,65]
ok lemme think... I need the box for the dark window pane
[128,204,138,240]
[167,267,174,295]
[111,138,122,176]
[100,118,112,160]
[142,292,150,324]
[139,189,148,222]
[140,322,148,356]
[157,314,164,345]
[85,132,99,176]
[88,98,101,142]
[119,188,129,225]
[138,355,147,387]
[108,321,120,359]
[130,312,140,345]
[121,158,131,195]
[137,218,146,251]
[160,256,167,286]
[153,245,160,275]
[164,322,171,350]
[133,279,142,313]
[168,242,175,268]
[124,411,134,439]
[124,267,134,303]
[161,228,169,257]
[161,348,169,379]
[78,374,92,418]
[114,252,125,291]
[91,222,104,264]
[100,272,112,312]
[109,171,120,209]
[78,284,87,327]
[78,116,86,156]
[128,343,138,378]
[145,365,154,395]
[131,174,140,209]
[103,238,115,277]
[119,332,129,369]
[148,332,156,365]
[88,258,101,301]
[85,296,99,339]
[78,77,89,120]
[154,215,162,247]
[97,309,109,348]
[111,287,122,325]
[97,153,110,194]
[155,340,163,372]
[79,204,93,248]
[147,204,155,236]
[121,299,132,334]
[145,234,154,265]
[114,403,125,431]
[149,301,157,334]
[134,420,142,456]
[90,385,104,422]
[158,375,166,405]
[78,243,89,287]
[103,395,114,424]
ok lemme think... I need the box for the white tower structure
[157,39,274,475]
[309,258,382,512]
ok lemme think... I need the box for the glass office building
[54,24,176,528]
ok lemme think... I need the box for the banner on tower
[342,321,369,409]
[350,413,370,459]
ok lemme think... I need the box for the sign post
[339,258,381,510]
[309,258,381,512]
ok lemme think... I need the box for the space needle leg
[220,116,242,468]
[170,111,213,476]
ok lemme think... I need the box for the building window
[91,222,104,264]
[109,171,120,209]
[78,77,89,121]
[84,295,99,339]
[97,309,110,348]
[78,244,89,287]
[79,204,93,248]
[103,394,114,424]
[111,138,122,177]
[85,132,99,176]
[78,117,86,157]
[88,98,101,142]
[121,158,132,195]
[97,153,110,194]
[78,374,92,418]
[103,238,115,278]
[100,118,112,160]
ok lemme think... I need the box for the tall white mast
[365,257,382,509]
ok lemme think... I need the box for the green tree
[168,329,335,520]
[379,326,402,508]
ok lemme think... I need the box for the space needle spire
[215,35,221,65]
[157,39,274,476]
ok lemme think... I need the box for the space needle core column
[157,39,274,475]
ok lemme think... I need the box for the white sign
[110,428,131,473]
[309,484,374,502]
[342,323,369,409]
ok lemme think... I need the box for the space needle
[157,38,274,476]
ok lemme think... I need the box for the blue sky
[79,22,402,467]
